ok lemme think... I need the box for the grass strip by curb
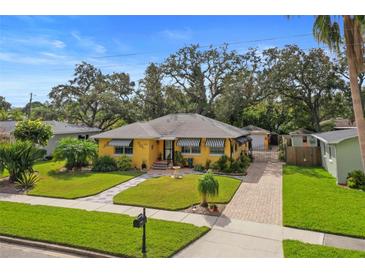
[0,201,209,258]
[283,240,365,258]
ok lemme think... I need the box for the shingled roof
[0,121,100,135]
[242,125,270,134]
[312,128,358,144]
[92,113,249,139]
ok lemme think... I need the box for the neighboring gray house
[312,128,364,185]
[289,128,318,147]
[0,121,100,156]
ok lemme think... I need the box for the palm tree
[197,171,219,207]
[312,16,365,169]
[0,141,46,183]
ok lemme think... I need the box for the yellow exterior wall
[98,138,159,169]
[98,137,249,170]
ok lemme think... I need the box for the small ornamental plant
[197,171,219,207]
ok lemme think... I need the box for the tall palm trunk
[343,16,365,169]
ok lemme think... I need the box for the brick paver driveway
[223,161,283,225]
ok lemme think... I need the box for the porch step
[152,160,169,170]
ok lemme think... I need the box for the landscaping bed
[27,161,143,199]
[0,201,209,258]
[113,174,241,210]
[283,165,365,238]
[283,240,365,258]
[183,203,226,216]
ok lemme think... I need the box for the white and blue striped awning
[205,138,225,148]
[176,138,201,147]
[108,139,132,146]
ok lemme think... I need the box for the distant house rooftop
[241,125,270,134]
[322,118,356,129]
[289,128,314,135]
[312,128,358,144]
[0,120,101,135]
[92,113,250,140]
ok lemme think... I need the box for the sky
[0,15,323,107]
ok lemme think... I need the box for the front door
[164,140,173,162]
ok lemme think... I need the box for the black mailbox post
[133,208,147,255]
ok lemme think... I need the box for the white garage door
[251,135,265,150]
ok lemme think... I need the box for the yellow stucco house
[92,113,251,170]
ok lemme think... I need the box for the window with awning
[108,139,132,147]
[176,138,201,147]
[108,139,133,155]
[206,138,225,155]
[205,138,225,148]
[177,138,201,154]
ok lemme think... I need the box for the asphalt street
[0,241,79,258]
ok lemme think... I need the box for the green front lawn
[283,165,365,238]
[0,201,208,257]
[28,161,142,199]
[113,174,241,210]
[283,240,365,258]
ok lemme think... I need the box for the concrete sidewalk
[1,193,365,257]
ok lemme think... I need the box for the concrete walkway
[78,174,150,204]
[1,193,365,257]
[223,161,283,225]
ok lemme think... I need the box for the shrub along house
[92,113,251,170]
[312,128,364,185]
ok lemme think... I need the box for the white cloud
[160,28,193,41]
[51,40,66,49]
[3,35,67,49]
[0,51,78,65]
[71,31,106,54]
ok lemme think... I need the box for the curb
[0,235,118,258]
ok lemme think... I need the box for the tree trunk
[344,16,365,170]
[201,193,208,207]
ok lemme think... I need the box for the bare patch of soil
[0,179,24,194]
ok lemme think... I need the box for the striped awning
[205,138,225,148]
[108,139,132,146]
[236,136,252,144]
[176,138,201,147]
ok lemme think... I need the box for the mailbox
[133,213,147,228]
[133,208,147,255]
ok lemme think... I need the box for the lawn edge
[0,201,210,258]
[0,233,128,257]
[0,234,118,258]
[168,226,210,257]
[283,224,365,240]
